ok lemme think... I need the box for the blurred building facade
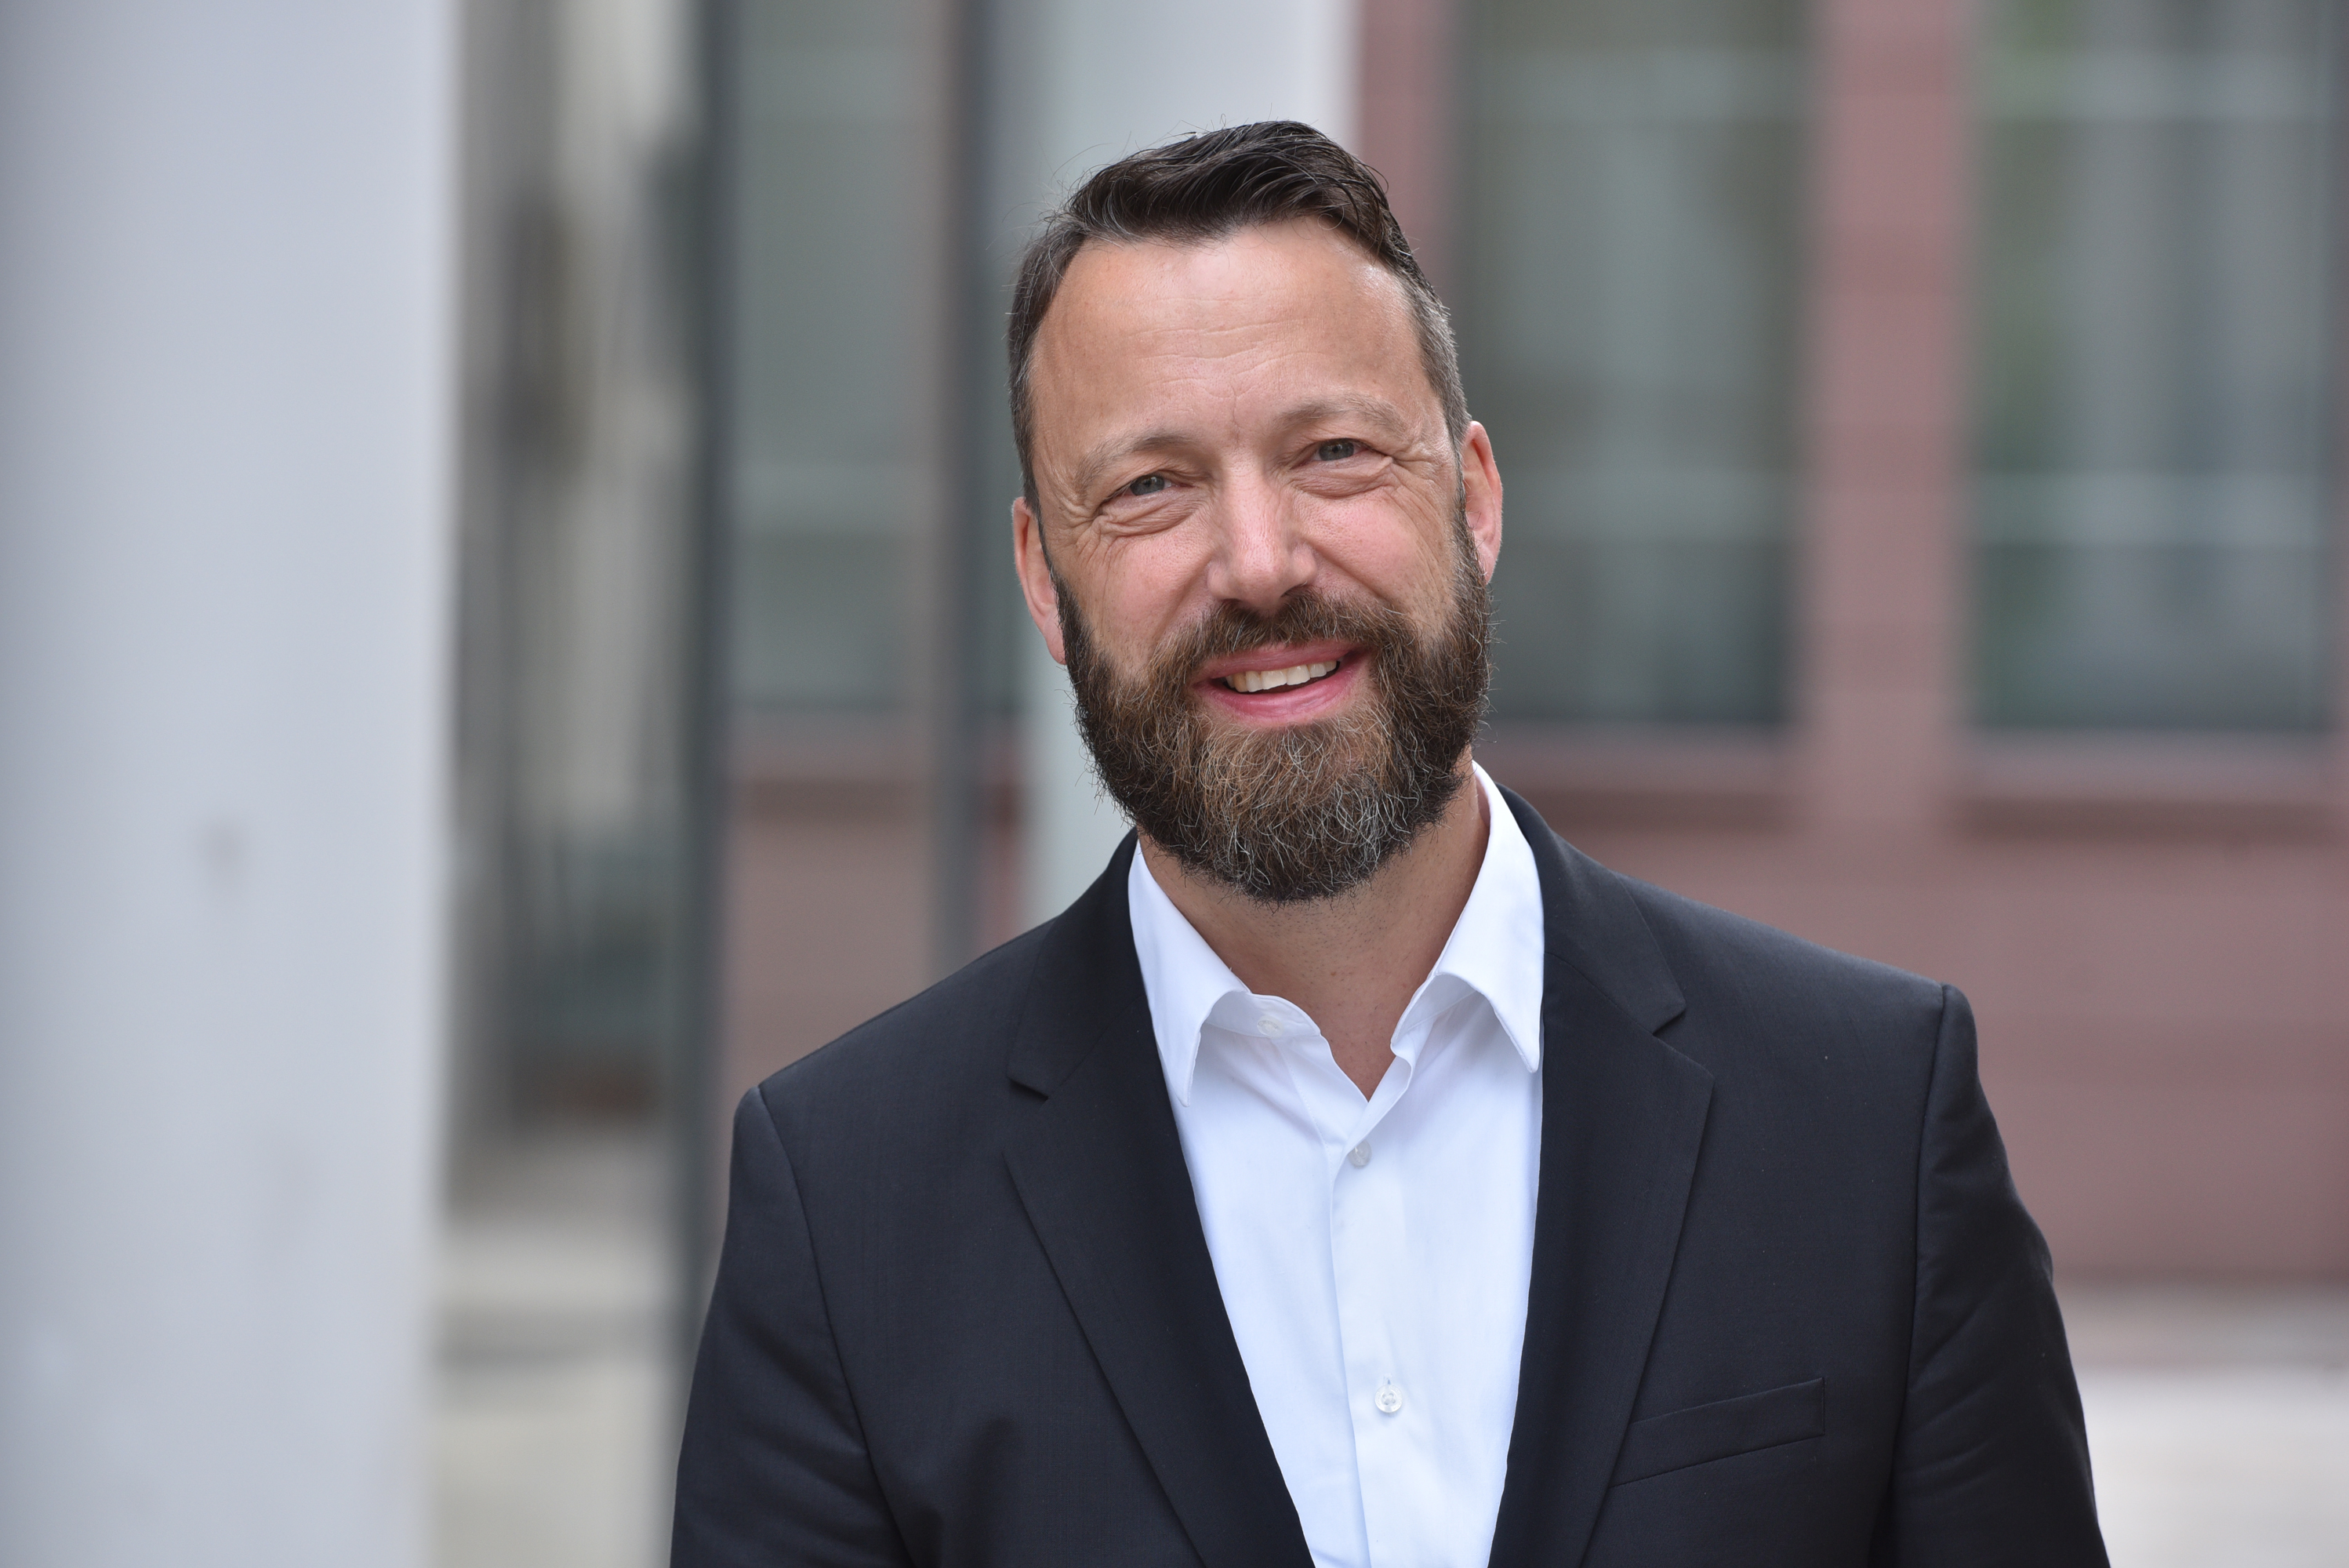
[717,0,2349,1279]
[452,0,708,1140]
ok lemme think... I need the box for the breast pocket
[1609,1377,1825,1486]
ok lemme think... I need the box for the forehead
[1026,219,1430,470]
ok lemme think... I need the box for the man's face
[1013,218,1505,901]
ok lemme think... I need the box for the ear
[1459,420,1503,583]
[1011,495,1068,665]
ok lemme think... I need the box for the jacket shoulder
[1581,860,1962,1195]
[752,919,1052,1130]
[1603,864,1953,1068]
[1633,873,1941,1004]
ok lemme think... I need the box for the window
[728,0,933,713]
[1458,0,1811,724]
[1973,0,2339,731]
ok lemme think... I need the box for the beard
[1058,524,1492,905]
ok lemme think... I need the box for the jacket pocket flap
[1610,1377,1825,1486]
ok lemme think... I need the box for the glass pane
[1973,0,2339,730]
[453,0,702,1120]
[728,0,929,712]
[1459,0,1810,724]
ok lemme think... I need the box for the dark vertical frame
[670,0,742,1379]
[931,0,997,976]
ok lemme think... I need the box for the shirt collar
[1127,763,1547,1106]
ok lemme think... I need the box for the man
[674,122,2107,1566]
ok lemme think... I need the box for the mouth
[1192,641,1364,724]
[1219,659,1342,695]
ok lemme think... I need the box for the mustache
[1142,593,1410,698]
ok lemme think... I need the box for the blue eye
[1128,473,1169,496]
[1316,440,1359,462]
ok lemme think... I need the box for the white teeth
[1227,659,1339,694]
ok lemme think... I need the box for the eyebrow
[1280,395,1415,440]
[1067,395,1419,501]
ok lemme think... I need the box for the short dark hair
[1007,121,1468,508]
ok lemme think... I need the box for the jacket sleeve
[672,1088,915,1567]
[1873,985,2108,1566]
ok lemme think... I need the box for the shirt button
[1375,1381,1405,1415]
[1348,1142,1371,1168]
[1258,1015,1282,1037]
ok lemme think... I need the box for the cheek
[1312,503,1457,613]
[1091,534,1219,644]
[1056,570,1187,690]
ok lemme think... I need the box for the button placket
[1328,1106,1413,1536]
[1342,1163,1437,1560]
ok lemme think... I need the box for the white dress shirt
[1127,764,1547,1568]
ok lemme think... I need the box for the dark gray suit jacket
[673,789,2107,1566]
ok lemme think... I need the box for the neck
[1138,754,1490,1098]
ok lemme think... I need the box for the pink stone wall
[1511,779,2349,1279]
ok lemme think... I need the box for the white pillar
[0,5,455,1567]
[1005,0,1361,924]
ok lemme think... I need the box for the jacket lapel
[1001,837,1313,1568]
[1488,789,1715,1568]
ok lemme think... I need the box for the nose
[1202,472,1315,616]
